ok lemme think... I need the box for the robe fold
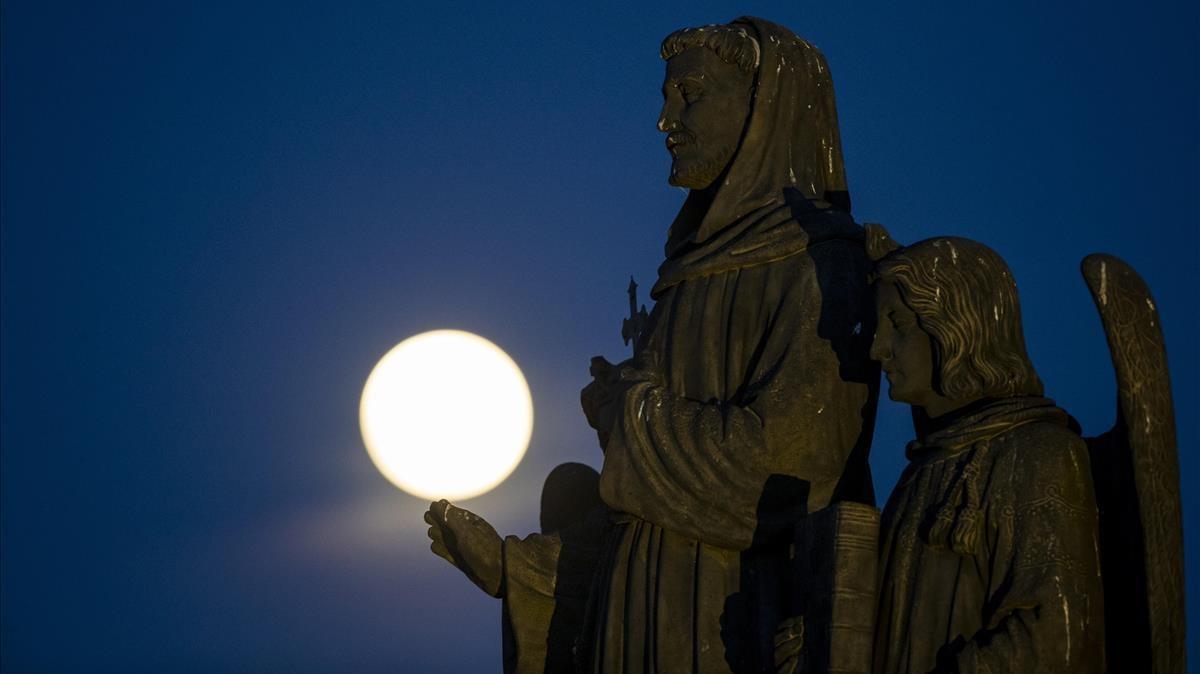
[501,16,878,672]
[873,397,1106,674]
[588,16,876,672]
[587,201,876,672]
[502,508,611,673]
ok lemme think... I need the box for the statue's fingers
[430,539,454,564]
[449,505,475,524]
[429,500,450,521]
[423,510,436,526]
[444,503,468,526]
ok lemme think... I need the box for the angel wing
[1081,253,1186,674]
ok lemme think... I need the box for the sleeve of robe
[500,532,560,673]
[500,509,611,673]
[598,239,874,551]
[950,428,1106,674]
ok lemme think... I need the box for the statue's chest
[647,270,771,395]
[884,457,971,557]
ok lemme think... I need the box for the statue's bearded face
[659,47,754,189]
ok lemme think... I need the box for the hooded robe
[873,397,1105,674]
[582,17,878,672]
[497,17,877,672]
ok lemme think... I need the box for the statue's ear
[865,223,901,262]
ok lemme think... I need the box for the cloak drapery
[873,397,1106,674]
[586,17,877,672]
[499,16,877,672]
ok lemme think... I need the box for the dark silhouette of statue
[865,225,1186,673]
[574,17,878,673]
[426,16,879,673]
[1080,254,1187,674]
[425,463,608,673]
[422,15,1187,673]
[865,227,1106,673]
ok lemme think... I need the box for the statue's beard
[669,143,736,190]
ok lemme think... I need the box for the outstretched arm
[425,500,504,597]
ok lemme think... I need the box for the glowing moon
[359,330,533,500]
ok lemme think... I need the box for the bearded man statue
[427,17,879,673]
[578,17,879,671]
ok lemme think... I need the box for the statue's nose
[658,100,681,133]
[868,331,890,362]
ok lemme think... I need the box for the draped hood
[655,16,856,298]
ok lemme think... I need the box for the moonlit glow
[359,330,533,500]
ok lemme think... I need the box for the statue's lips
[666,133,692,157]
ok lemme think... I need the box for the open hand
[424,500,503,597]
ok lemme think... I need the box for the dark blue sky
[2,1,1196,671]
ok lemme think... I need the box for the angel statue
[864,224,1185,674]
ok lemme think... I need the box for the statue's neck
[691,181,719,204]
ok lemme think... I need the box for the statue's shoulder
[988,420,1093,504]
[996,417,1083,449]
[797,213,871,281]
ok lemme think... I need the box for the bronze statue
[422,15,1188,672]
[576,17,878,672]
[866,227,1106,672]
[427,16,879,672]
[866,226,1187,673]
[426,462,608,673]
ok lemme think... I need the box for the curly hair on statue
[660,23,761,72]
[865,224,1043,402]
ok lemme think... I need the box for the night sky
[2,1,1197,672]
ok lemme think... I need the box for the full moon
[359,330,533,500]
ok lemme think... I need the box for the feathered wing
[1081,253,1186,674]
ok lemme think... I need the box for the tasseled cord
[922,441,989,555]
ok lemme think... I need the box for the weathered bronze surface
[865,226,1186,673]
[501,464,610,673]
[427,16,879,673]
[784,501,880,674]
[866,227,1105,672]
[575,17,877,672]
[425,462,609,673]
[1081,254,1187,674]
[422,17,1187,674]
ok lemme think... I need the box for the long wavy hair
[866,225,1042,401]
